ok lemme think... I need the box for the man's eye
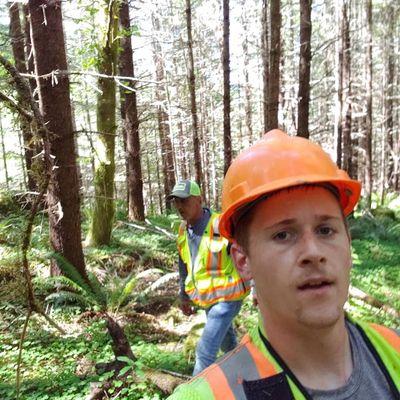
[318,226,334,236]
[273,231,291,241]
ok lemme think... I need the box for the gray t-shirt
[307,322,396,399]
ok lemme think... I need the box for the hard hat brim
[219,176,361,241]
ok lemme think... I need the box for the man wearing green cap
[167,179,250,375]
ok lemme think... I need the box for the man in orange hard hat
[167,130,399,399]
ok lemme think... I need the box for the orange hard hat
[219,129,361,240]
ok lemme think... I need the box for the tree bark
[384,2,395,191]
[0,111,9,189]
[28,0,86,278]
[334,1,343,168]
[9,2,37,192]
[222,0,232,175]
[152,12,176,211]
[87,0,119,246]
[364,0,373,208]
[341,1,352,175]
[297,0,312,138]
[118,0,145,221]
[261,0,269,133]
[266,0,281,131]
[185,0,202,186]
[241,5,253,145]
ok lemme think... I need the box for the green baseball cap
[167,180,201,199]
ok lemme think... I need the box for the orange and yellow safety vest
[168,319,400,399]
[177,212,250,308]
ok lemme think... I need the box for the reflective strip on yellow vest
[202,333,278,399]
[177,212,249,307]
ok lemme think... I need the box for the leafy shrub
[349,213,400,242]
[0,257,26,304]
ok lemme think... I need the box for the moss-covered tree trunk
[87,0,119,246]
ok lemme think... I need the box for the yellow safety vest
[168,319,400,399]
[177,212,250,307]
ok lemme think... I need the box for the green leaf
[116,356,134,365]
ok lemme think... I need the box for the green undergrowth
[0,311,190,400]
[0,195,399,399]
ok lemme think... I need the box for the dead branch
[145,218,175,239]
[118,220,175,239]
[20,69,163,86]
[144,368,186,394]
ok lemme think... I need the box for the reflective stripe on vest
[185,279,248,306]
[205,216,224,276]
[202,334,278,399]
[369,323,400,353]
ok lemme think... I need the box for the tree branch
[0,90,34,120]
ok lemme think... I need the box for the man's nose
[298,231,326,267]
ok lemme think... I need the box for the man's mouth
[298,278,333,291]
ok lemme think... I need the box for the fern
[45,291,95,307]
[51,253,107,306]
[52,253,94,294]
[40,275,88,295]
[87,271,107,308]
[116,274,138,309]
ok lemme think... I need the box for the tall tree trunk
[385,2,395,190]
[152,13,176,211]
[119,0,145,221]
[9,2,37,192]
[0,110,9,189]
[185,0,202,186]
[297,0,312,138]
[261,0,269,133]
[341,1,352,175]
[334,0,343,168]
[222,0,231,175]
[241,3,253,144]
[28,0,86,278]
[87,0,119,246]
[266,0,281,131]
[364,0,373,208]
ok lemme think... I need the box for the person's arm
[178,256,189,300]
[178,256,194,315]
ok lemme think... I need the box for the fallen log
[349,285,399,318]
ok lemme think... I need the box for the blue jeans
[193,300,243,375]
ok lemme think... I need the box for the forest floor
[0,193,399,400]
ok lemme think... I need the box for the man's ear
[230,242,252,281]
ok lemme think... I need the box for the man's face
[173,196,203,225]
[232,186,351,330]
